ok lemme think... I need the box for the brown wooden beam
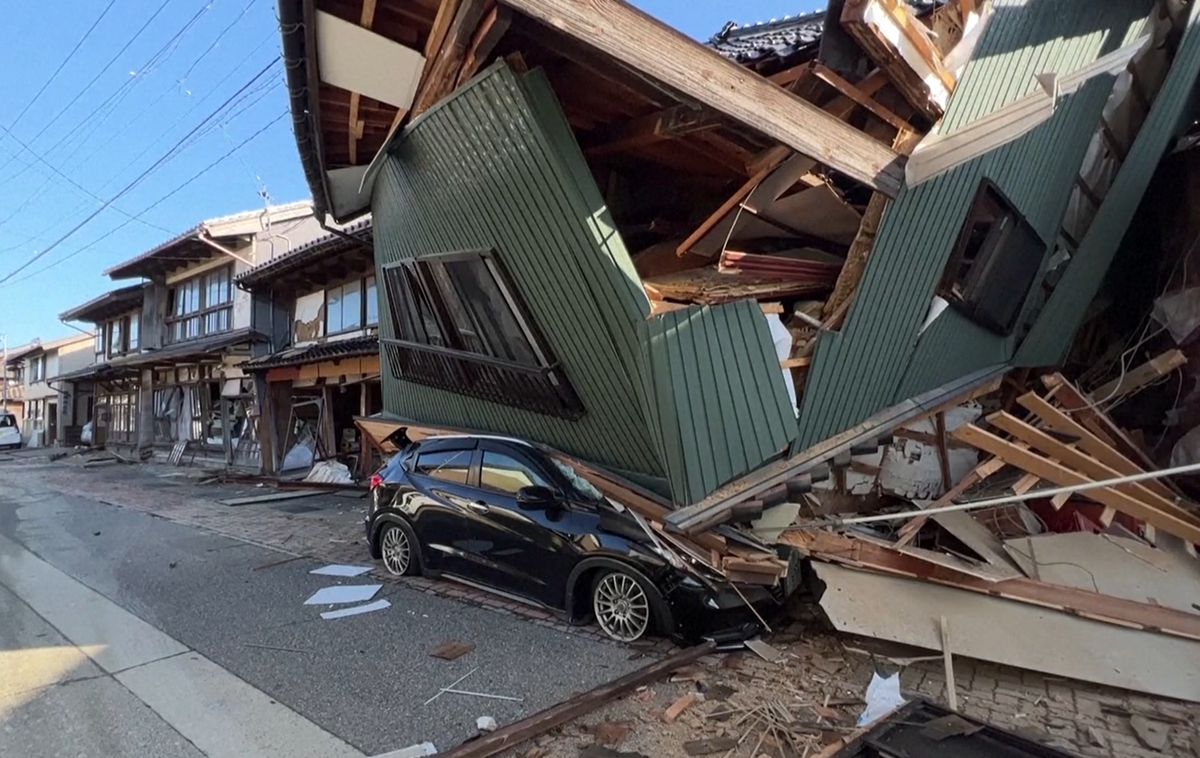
[412,0,487,117]
[499,0,905,195]
[347,0,380,165]
[811,62,914,132]
[784,530,1200,642]
[456,3,512,86]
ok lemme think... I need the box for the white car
[0,411,21,449]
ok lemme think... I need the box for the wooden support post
[934,412,952,492]
[940,615,958,711]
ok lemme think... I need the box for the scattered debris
[378,742,438,758]
[1130,715,1170,752]
[252,555,304,572]
[857,672,905,728]
[220,490,325,507]
[476,716,498,733]
[662,693,696,723]
[938,616,957,711]
[434,642,715,758]
[577,747,649,758]
[430,640,476,661]
[304,585,381,605]
[304,460,355,484]
[744,639,786,664]
[310,564,372,577]
[1086,726,1108,748]
[320,599,390,620]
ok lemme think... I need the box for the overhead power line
[1,0,121,134]
[1,110,289,288]
[0,0,176,178]
[0,60,279,285]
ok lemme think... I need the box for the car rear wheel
[592,570,652,642]
[379,521,418,576]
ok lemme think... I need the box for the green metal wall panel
[1016,5,1200,367]
[372,64,660,476]
[794,0,1154,450]
[637,300,798,506]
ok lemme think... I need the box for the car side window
[0,415,13,429]
[413,449,472,485]
[479,451,548,495]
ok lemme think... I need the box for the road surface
[0,457,643,757]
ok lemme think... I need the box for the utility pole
[1,334,7,412]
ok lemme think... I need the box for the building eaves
[107,328,268,370]
[235,217,374,292]
[241,335,378,371]
[59,284,146,324]
[103,201,316,281]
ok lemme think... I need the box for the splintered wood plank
[425,0,462,58]
[822,128,921,317]
[502,0,905,195]
[584,105,723,158]
[456,3,512,86]
[894,456,1004,547]
[412,0,487,117]
[954,424,1200,546]
[1016,392,1179,503]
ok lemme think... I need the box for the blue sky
[0,0,814,345]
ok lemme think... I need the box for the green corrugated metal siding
[372,64,660,476]
[1016,5,1200,367]
[637,300,797,506]
[794,0,1154,450]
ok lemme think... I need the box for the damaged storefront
[235,219,381,479]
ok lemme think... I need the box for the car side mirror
[516,485,559,510]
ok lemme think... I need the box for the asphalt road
[0,461,645,757]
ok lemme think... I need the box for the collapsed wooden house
[276,0,1200,517]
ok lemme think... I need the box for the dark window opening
[939,181,1047,336]
[381,250,584,420]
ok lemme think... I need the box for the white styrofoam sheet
[304,585,381,606]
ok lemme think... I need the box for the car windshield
[550,458,604,503]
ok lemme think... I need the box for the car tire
[591,569,654,643]
[378,521,419,577]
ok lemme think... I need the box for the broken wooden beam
[436,641,717,758]
[811,62,915,132]
[500,0,906,195]
[953,423,1200,546]
[841,0,954,120]
[456,3,513,86]
[783,529,1200,642]
[1089,349,1186,404]
[412,0,488,117]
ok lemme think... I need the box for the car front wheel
[592,570,652,642]
[379,521,419,576]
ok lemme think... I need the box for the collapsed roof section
[274,0,986,224]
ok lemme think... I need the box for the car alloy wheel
[593,571,651,642]
[380,524,412,576]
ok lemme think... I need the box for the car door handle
[468,501,490,514]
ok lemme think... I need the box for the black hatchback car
[366,432,798,643]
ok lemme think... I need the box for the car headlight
[679,575,703,589]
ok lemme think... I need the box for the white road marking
[0,534,364,758]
